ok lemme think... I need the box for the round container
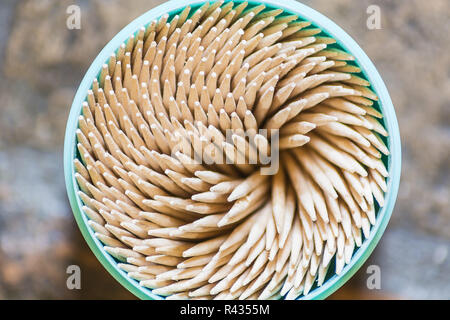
[64,0,401,300]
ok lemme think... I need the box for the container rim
[64,0,401,300]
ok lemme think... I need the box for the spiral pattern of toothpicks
[73,1,389,300]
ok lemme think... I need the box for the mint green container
[64,0,401,300]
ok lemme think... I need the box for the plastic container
[64,0,401,300]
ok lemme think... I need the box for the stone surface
[0,0,448,299]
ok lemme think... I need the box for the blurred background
[0,0,448,299]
